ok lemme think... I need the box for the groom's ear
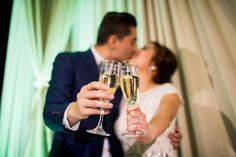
[107,35,118,48]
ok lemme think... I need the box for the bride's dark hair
[150,41,178,84]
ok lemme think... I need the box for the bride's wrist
[137,129,153,144]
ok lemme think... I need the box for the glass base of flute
[121,130,144,137]
[86,108,110,136]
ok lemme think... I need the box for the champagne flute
[86,60,120,136]
[120,60,141,137]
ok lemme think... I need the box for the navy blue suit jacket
[43,49,124,157]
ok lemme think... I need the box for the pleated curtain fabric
[0,0,235,157]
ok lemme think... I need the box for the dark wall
[0,0,13,100]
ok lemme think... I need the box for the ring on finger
[137,117,141,123]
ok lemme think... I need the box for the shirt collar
[91,46,104,65]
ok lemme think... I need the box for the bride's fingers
[127,123,146,132]
[127,116,141,125]
[127,111,146,123]
[126,104,140,114]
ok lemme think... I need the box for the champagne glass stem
[86,107,110,136]
[97,108,105,128]
[128,102,133,107]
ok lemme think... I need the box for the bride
[115,41,182,157]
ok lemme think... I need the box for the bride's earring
[148,65,157,73]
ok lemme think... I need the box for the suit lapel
[81,49,100,80]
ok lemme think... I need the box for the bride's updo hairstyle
[150,42,178,84]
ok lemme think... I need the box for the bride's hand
[126,104,149,136]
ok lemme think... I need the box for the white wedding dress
[115,83,182,157]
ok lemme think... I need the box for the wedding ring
[137,117,141,123]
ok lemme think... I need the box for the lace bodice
[115,83,182,157]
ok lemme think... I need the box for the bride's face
[132,43,155,70]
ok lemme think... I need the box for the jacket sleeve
[43,52,75,132]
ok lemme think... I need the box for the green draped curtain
[0,0,235,157]
[0,0,75,157]
[70,0,146,51]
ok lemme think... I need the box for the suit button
[51,111,60,115]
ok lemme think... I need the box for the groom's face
[112,27,137,61]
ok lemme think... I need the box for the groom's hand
[168,125,182,149]
[67,81,114,125]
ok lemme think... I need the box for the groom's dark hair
[96,12,137,45]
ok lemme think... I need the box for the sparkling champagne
[99,74,119,94]
[120,75,139,106]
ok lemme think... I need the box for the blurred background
[0,0,235,157]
